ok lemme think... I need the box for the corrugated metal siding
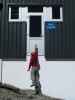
[45,0,75,60]
[1,0,75,60]
[7,22,27,59]
[64,0,75,59]
[6,0,63,6]
[72,1,75,58]
[45,22,64,60]
[0,9,2,58]
[1,22,27,59]
[0,0,3,57]
[0,0,27,59]
[0,0,2,3]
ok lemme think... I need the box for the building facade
[0,0,75,60]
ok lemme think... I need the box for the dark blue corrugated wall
[64,0,75,59]
[0,0,27,60]
[45,22,64,60]
[0,0,3,58]
[1,0,75,60]
[3,0,63,6]
[45,0,75,60]
[0,0,63,60]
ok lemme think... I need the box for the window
[43,6,63,21]
[30,16,41,37]
[11,6,19,19]
[52,5,60,19]
[9,6,28,22]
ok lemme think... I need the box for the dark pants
[31,67,40,81]
[31,67,42,94]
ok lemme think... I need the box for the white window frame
[9,7,28,22]
[43,7,63,22]
[9,6,63,22]
[9,7,22,22]
[51,6,63,21]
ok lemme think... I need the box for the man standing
[27,45,42,95]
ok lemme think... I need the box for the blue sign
[46,22,57,30]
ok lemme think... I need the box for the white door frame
[27,12,45,56]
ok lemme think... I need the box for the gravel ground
[0,83,63,100]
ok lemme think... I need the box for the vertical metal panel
[0,0,6,58]
[72,1,75,58]
[16,22,21,58]
[0,9,2,57]
[8,22,13,58]
[7,22,27,59]
[20,22,27,58]
[45,22,64,60]
[12,22,16,57]
[0,0,2,3]
[64,0,74,59]
[4,1,9,58]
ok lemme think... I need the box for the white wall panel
[1,57,75,100]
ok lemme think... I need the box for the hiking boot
[30,84,35,87]
[30,83,36,87]
[34,91,42,95]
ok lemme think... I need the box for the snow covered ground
[0,56,75,100]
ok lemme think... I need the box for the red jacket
[28,51,40,70]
